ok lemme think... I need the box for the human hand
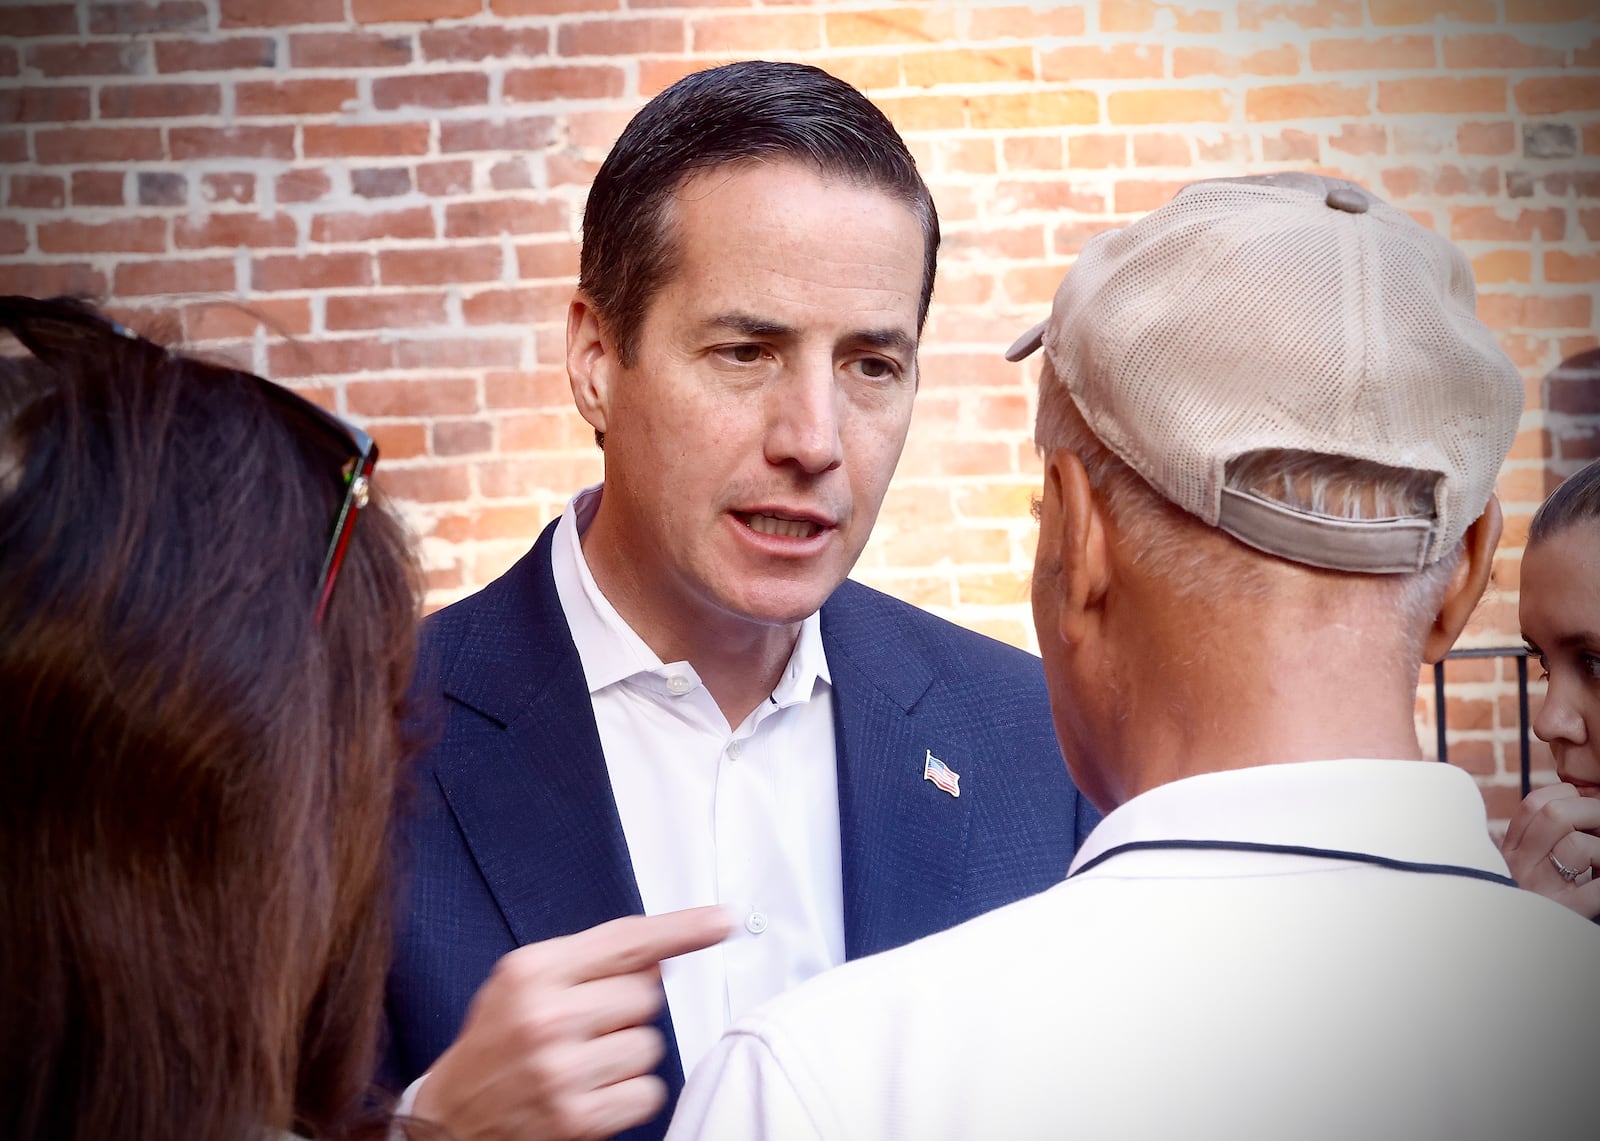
[411,906,734,1141]
[1500,782,1600,919]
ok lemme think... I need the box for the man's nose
[765,358,843,475]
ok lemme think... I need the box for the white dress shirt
[552,484,845,1077]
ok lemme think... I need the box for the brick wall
[3,0,1597,819]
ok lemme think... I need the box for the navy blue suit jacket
[383,520,1098,1138]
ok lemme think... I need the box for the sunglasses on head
[0,295,379,627]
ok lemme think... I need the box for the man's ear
[1423,495,1503,664]
[567,293,614,437]
[1039,449,1111,648]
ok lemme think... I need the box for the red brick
[114,258,236,296]
[967,5,1086,38]
[98,82,221,120]
[910,45,1039,86]
[937,137,999,175]
[252,252,374,292]
[37,217,165,255]
[484,368,571,409]
[439,117,554,153]
[70,170,125,206]
[1369,0,1497,21]
[0,262,106,297]
[557,17,685,56]
[547,152,600,188]
[311,207,436,244]
[0,47,17,77]
[432,420,494,456]
[0,132,26,164]
[1471,250,1532,284]
[397,337,524,370]
[1309,35,1437,70]
[824,7,957,46]
[236,79,357,117]
[1515,76,1600,115]
[1443,34,1564,70]
[1247,83,1370,122]
[276,168,332,204]
[171,126,294,161]
[0,221,26,256]
[498,412,594,452]
[4,3,78,34]
[1041,44,1164,82]
[1114,179,1193,214]
[268,337,399,380]
[418,160,474,196]
[692,12,822,53]
[1547,252,1600,284]
[326,292,450,331]
[0,86,92,123]
[221,0,343,25]
[491,0,618,13]
[1132,133,1191,166]
[1171,45,1300,77]
[432,505,550,543]
[444,199,566,238]
[1582,209,1600,242]
[419,26,550,60]
[90,1,208,34]
[503,65,627,102]
[945,224,1046,261]
[8,173,65,209]
[1478,293,1592,330]
[992,180,1107,215]
[182,298,313,341]
[174,213,298,250]
[1449,206,1564,242]
[515,242,581,279]
[352,0,479,19]
[462,285,572,324]
[1110,89,1230,124]
[373,72,489,110]
[348,376,478,417]
[1102,0,1223,32]
[155,37,277,73]
[1378,77,1506,114]
[1329,123,1387,155]
[379,464,474,504]
[867,95,965,133]
[303,122,431,158]
[25,42,148,77]
[370,421,429,461]
[1067,134,1127,168]
[1458,121,1516,156]
[289,31,413,69]
[379,246,502,286]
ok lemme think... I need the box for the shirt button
[666,675,691,696]
[727,740,744,760]
[744,910,768,935]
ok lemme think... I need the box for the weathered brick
[236,79,358,117]
[491,0,619,13]
[825,8,958,46]
[397,337,525,370]
[373,72,489,110]
[26,41,149,78]
[1470,250,1532,285]
[175,213,298,249]
[462,285,572,324]
[304,123,431,158]
[221,0,344,26]
[1546,251,1600,284]
[1171,45,1300,78]
[439,117,554,153]
[276,168,332,204]
[289,31,413,69]
[1114,179,1193,213]
[692,12,823,53]
[183,298,314,340]
[1515,76,1600,115]
[311,207,436,244]
[1309,35,1436,71]
[0,86,92,123]
[269,337,399,379]
[379,245,503,286]
[89,1,207,34]
[70,170,127,206]
[418,161,474,196]
[515,242,581,279]
[1443,34,1564,70]
[1449,206,1564,242]
[352,0,480,20]
[1067,134,1127,168]
[1458,121,1516,156]
[503,65,627,102]
[967,5,1086,39]
[1248,83,1369,121]
[1329,123,1387,155]
[325,291,451,331]
[557,17,685,56]
[155,37,276,73]
[1378,76,1506,114]
[445,199,566,238]
[1370,0,1497,20]
[171,126,294,161]
[1040,44,1163,82]
[1132,133,1192,166]
[350,168,413,198]
[252,252,375,292]
[0,262,107,297]
[419,25,550,60]
[99,82,221,120]
[4,3,78,35]
[348,376,478,417]
[904,46,1035,86]
[1478,293,1592,330]
[138,171,188,206]
[1102,0,1224,33]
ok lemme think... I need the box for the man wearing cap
[668,173,1600,1140]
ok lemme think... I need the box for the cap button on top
[1325,186,1369,214]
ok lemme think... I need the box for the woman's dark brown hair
[0,298,421,1139]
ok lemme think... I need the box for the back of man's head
[577,60,940,367]
[1016,173,1522,635]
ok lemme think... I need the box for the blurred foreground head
[0,297,420,1140]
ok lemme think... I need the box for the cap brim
[1004,321,1046,362]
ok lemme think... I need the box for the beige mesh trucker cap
[1006,172,1523,573]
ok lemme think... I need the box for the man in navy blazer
[384,61,1097,1141]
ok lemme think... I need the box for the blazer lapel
[821,582,974,960]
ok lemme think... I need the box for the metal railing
[1433,646,1532,797]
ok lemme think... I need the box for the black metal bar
[1434,659,1448,764]
[1434,647,1532,788]
[1517,653,1531,798]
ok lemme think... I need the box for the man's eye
[856,358,894,380]
[729,344,763,363]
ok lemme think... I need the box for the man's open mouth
[737,512,822,540]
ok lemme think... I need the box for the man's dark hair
[578,59,940,368]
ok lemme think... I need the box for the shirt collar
[551,483,831,700]
[1069,758,1508,878]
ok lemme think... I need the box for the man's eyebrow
[854,328,917,356]
[704,312,795,339]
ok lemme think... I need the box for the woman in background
[0,296,421,1139]
[1503,456,1600,919]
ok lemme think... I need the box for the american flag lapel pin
[923,749,960,798]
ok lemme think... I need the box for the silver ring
[1549,851,1583,883]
